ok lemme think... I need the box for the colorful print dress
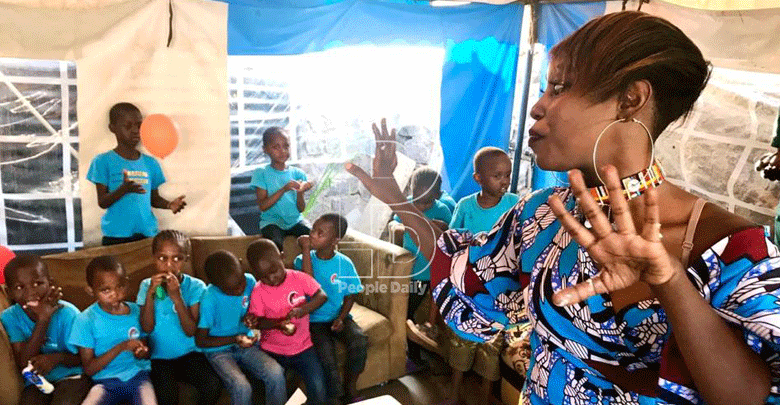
[430,187,780,404]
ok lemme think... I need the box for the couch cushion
[349,303,391,345]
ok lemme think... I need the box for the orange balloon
[140,114,179,159]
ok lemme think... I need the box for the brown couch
[0,230,413,405]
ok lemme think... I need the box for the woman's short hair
[550,11,710,137]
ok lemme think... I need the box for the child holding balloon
[87,102,186,246]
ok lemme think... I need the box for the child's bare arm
[95,171,145,209]
[331,294,358,332]
[162,274,198,336]
[78,341,135,377]
[26,351,81,376]
[14,287,61,366]
[173,302,199,337]
[251,316,289,331]
[150,190,186,213]
[297,236,314,276]
[256,183,298,212]
[296,187,306,212]
[195,327,240,348]
[139,274,167,333]
[287,289,327,320]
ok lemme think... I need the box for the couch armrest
[387,220,405,248]
[339,230,413,321]
[339,229,414,382]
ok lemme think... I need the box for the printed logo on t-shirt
[125,170,149,185]
[128,326,140,339]
[330,273,338,284]
[242,295,249,309]
[287,291,307,307]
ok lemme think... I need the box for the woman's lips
[528,129,543,145]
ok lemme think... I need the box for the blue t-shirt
[250,164,307,230]
[86,150,166,238]
[197,273,256,352]
[293,251,363,323]
[439,191,457,214]
[0,301,82,383]
[449,192,520,234]
[137,274,206,359]
[68,302,150,382]
[393,199,453,281]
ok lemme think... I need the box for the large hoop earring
[592,118,655,186]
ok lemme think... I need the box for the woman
[346,11,780,405]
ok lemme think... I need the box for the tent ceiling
[2,0,778,10]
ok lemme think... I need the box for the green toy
[155,285,167,300]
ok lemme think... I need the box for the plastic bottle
[22,362,54,394]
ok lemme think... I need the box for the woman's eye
[552,83,566,95]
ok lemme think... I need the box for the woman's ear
[618,80,652,120]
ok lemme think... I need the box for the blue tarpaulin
[221,0,522,200]
[530,2,605,190]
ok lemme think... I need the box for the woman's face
[528,59,617,174]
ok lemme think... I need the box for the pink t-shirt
[248,269,321,356]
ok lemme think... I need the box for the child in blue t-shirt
[393,166,452,330]
[195,250,286,405]
[449,147,519,233]
[295,214,366,404]
[438,190,457,214]
[87,102,186,246]
[250,127,312,252]
[0,255,90,405]
[68,256,155,405]
[446,147,518,405]
[137,230,221,405]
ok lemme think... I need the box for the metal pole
[510,3,536,193]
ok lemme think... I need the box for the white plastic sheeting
[610,1,780,74]
[607,1,780,227]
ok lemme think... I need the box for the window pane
[1,144,64,194]
[5,199,68,245]
[0,83,63,137]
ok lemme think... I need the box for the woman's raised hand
[547,165,683,307]
[344,118,405,206]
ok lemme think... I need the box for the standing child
[137,230,222,405]
[295,214,367,404]
[446,146,518,405]
[244,239,328,405]
[87,102,186,246]
[195,250,287,405]
[1,255,91,405]
[251,127,313,251]
[68,256,156,405]
[449,147,520,233]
